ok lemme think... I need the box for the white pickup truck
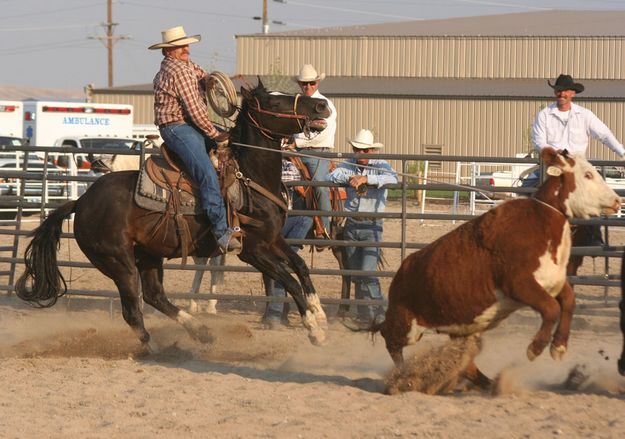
[475,154,625,195]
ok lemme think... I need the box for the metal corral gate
[0,145,623,315]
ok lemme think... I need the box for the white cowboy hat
[294,64,326,82]
[348,129,383,149]
[148,26,201,50]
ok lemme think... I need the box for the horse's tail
[618,253,625,376]
[15,201,77,308]
[340,317,386,338]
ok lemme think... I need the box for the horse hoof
[308,329,327,346]
[550,344,567,361]
[526,345,538,362]
[205,299,218,315]
[188,299,200,315]
[315,314,329,330]
[143,339,160,355]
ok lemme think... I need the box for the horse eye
[585,171,594,179]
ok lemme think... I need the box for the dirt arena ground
[1,200,624,438]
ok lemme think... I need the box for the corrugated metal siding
[333,96,625,173]
[92,94,155,124]
[237,36,625,80]
[93,91,625,177]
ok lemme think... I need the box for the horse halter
[246,93,312,140]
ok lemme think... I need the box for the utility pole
[262,0,269,34]
[90,0,128,87]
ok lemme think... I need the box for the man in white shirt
[293,64,337,238]
[532,74,625,157]
[531,74,624,247]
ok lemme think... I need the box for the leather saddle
[145,144,199,197]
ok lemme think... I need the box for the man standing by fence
[530,74,625,245]
[530,74,625,183]
[327,129,397,325]
[293,64,337,240]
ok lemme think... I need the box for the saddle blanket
[133,165,203,215]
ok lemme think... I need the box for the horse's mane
[228,83,268,160]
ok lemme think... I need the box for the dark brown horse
[15,81,331,350]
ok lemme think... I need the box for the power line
[272,0,422,20]
[0,2,101,21]
[0,23,100,32]
[120,0,254,21]
[0,39,94,56]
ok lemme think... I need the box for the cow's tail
[15,201,77,308]
[619,253,625,376]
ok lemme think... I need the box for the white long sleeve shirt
[532,102,625,157]
[294,90,337,149]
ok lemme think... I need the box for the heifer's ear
[540,146,559,166]
[541,147,573,173]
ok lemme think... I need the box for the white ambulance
[23,101,137,165]
[0,100,25,143]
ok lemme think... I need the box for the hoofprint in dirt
[1,298,624,438]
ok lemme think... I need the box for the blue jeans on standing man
[159,124,228,238]
[299,148,332,233]
[344,218,386,322]
[262,215,313,324]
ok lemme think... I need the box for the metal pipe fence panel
[1,145,624,314]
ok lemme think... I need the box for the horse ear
[241,86,253,102]
[257,76,266,91]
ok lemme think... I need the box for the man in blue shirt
[327,129,398,324]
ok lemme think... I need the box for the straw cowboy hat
[294,64,326,82]
[548,74,585,94]
[148,26,201,50]
[348,129,383,149]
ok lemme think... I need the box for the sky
[2,0,625,91]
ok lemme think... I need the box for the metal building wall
[237,36,625,80]
[333,96,625,175]
[93,93,234,128]
[92,93,154,124]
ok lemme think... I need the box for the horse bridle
[246,94,312,140]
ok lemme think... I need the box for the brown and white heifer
[376,147,621,383]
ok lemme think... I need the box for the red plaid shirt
[153,56,218,138]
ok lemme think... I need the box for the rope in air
[230,139,513,199]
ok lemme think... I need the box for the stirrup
[217,227,242,255]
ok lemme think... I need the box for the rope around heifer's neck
[532,197,566,217]
[230,139,502,199]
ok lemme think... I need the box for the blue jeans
[262,215,313,321]
[299,149,332,232]
[159,124,228,237]
[520,170,541,190]
[344,219,386,321]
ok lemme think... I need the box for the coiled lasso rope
[205,71,238,118]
